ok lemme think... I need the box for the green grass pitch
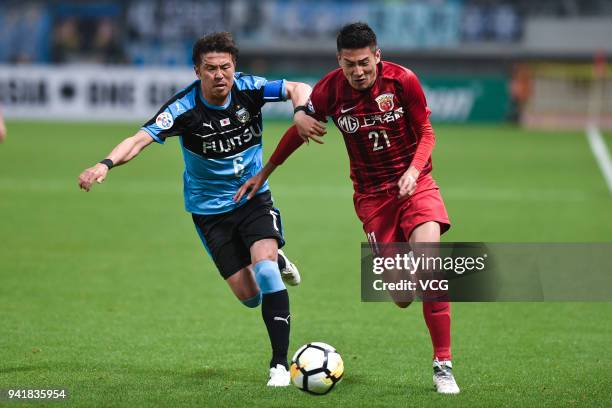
[1,120,611,407]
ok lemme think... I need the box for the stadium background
[1,1,610,407]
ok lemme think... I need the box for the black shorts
[192,191,285,279]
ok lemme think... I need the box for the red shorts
[353,174,450,244]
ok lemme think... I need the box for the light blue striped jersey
[141,73,287,214]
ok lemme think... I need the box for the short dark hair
[336,22,377,52]
[192,32,239,66]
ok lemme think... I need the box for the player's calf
[253,260,291,373]
[241,292,262,308]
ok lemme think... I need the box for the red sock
[422,301,452,361]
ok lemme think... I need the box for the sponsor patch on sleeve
[156,111,174,130]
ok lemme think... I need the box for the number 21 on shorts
[366,231,380,254]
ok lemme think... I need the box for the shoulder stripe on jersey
[234,73,267,91]
[141,81,199,143]
[171,87,198,116]
[143,81,199,127]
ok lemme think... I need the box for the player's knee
[409,221,441,244]
[250,239,279,265]
[254,260,285,294]
[252,250,277,264]
[241,292,262,308]
[395,301,412,308]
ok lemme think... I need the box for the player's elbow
[285,81,312,101]
[420,122,435,144]
[129,133,154,155]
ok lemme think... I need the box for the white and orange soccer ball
[289,342,344,395]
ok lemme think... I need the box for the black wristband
[99,159,114,169]
[293,105,310,115]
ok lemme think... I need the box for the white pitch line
[586,123,612,194]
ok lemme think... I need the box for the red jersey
[271,61,436,195]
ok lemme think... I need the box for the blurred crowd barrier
[0,0,522,65]
[522,62,612,129]
[2,0,610,127]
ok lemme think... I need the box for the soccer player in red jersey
[235,22,460,394]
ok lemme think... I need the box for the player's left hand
[234,173,265,202]
[294,111,326,144]
[397,166,420,198]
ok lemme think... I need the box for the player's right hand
[234,173,265,202]
[294,111,326,144]
[397,166,420,198]
[78,163,109,192]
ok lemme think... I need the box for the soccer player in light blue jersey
[78,32,326,386]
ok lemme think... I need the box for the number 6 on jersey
[233,157,245,177]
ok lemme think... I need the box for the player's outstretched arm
[234,161,277,202]
[285,81,326,144]
[397,71,436,198]
[234,125,306,202]
[78,130,154,192]
[397,120,435,198]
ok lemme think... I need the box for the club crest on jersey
[235,107,250,124]
[375,93,395,112]
[156,112,174,130]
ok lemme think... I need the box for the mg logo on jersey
[375,93,394,112]
[337,115,360,134]
[335,108,405,134]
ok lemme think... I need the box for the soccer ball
[290,342,344,395]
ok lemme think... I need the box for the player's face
[195,52,236,104]
[337,47,381,91]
